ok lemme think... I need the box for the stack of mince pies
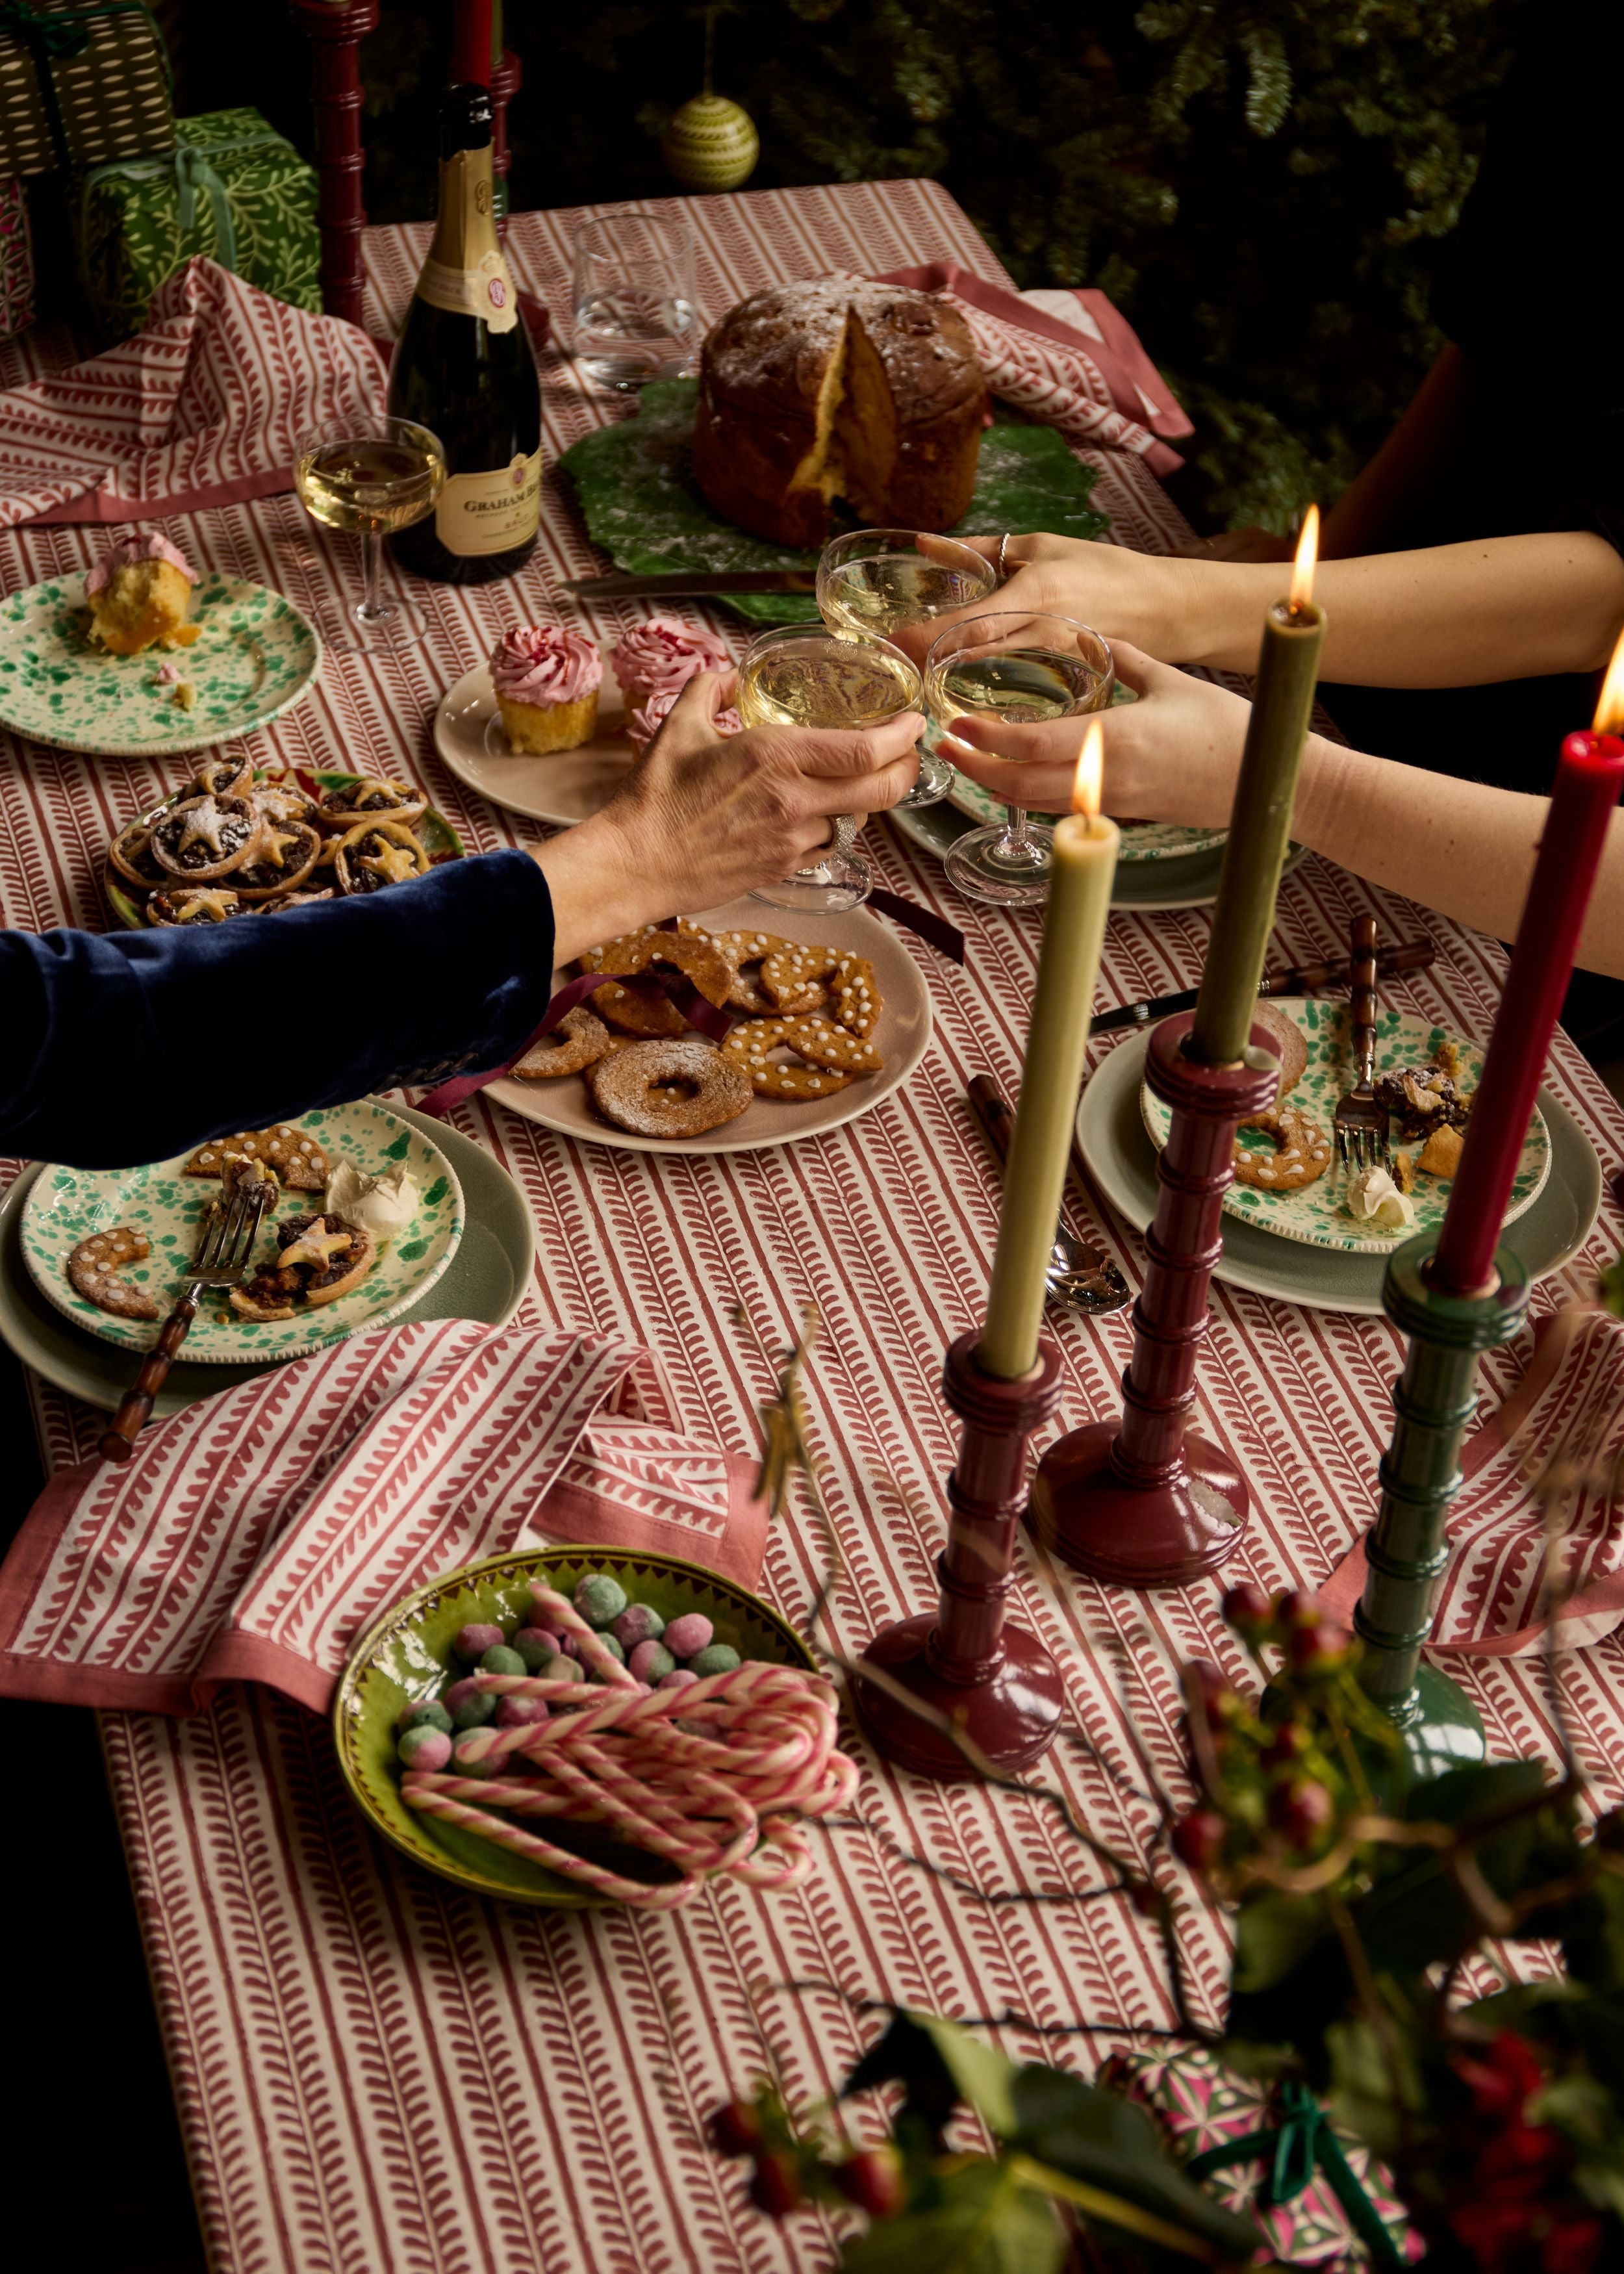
[107,759,442,927]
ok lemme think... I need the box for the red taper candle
[451,0,493,86]
[1432,636,1624,1296]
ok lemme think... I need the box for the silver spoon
[968,1075,1132,1317]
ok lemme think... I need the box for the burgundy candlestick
[490,48,522,211]
[855,1332,1066,1780]
[1028,1012,1278,1587]
[292,0,379,329]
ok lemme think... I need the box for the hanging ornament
[663,7,758,193]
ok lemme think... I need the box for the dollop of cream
[86,530,198,594]
[490,623,602,706]
[325,1157,418,1236]
[611,615,732,705]
[1344,1165,1415,1232]
[625,684,742,755]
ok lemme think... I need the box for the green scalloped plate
[0,571,320,756]
[559,377,1108,625]
[333,1545,817,1907]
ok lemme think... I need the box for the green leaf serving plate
[104,768,464,928]
[1139,997,1551,1255]
[0,571,320,756]
[333,1544,817,1907]
[558,377,1108,625]
[20,1097,465,1363]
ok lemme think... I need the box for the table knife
[1092,934,1438,1036]
[967,1075,1130,1316]
[562,568,818,600]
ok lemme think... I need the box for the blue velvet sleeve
[1,849,555,1169]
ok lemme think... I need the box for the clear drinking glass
[924,611,1115,908]
[570,212,699,390]
[733,624,923,913]
[293,415,446,652]
[815,528,996,808]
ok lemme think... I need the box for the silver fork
[99,1178,274,1461]
[1333,913,1391,1174]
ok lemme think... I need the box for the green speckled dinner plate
[943,762,1228,865]
[0,571,320,756]
[1140,997,1551,1255]
[333,1545,817,1907]
[104,769,464,930]
[19,1099,464,1362]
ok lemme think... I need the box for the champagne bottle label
[435,447,541,554]
[416,248,519,333]
[414,150,518,335]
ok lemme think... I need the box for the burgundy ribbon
[868,888,964,966]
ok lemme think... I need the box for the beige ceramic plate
[487,895,933,1155]
[433,658,637,825]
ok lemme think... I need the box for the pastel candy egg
[543,1654,585,1684]
[495,1696,550,1728]
[612,1603,665,1649]
[453,1622,504,1661]
[574,1572,629,1628]
[628,1640,676,1683]
[512,1626,560,1671]
[689,1644,741,1678]
[444,1676,495,1728]
[398,1700,453,1736]
[479,1644,527,1677]
[398,1725,452,1770]
[659,1667,700,1691]
[663,1612,713,1660]
[452,1731,500,1777]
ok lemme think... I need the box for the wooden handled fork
[1333,913,1391,1173]
[99,1181,274,1461]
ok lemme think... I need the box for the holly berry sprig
[709,2085,909,2224]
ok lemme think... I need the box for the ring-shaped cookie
[587,1038,752,1137]
[514,1005,611,1078]
[332,819,431,895]
[67,1225,160,1320]
[721,1017,857,1099]
[831,952,882,1038]
[1233,1105,1332,1192]
[761,942,838,1015]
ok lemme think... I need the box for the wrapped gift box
[79,108,322,341]
[0,0,173,179]
[1,177,34,336]
[1097,2045,1420,2270]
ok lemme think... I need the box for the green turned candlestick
[1354,1236,1529,1780]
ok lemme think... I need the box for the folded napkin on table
[874,260,1193,478]
[0,255,384,530]
[0,1317,768,1715]
[1322,1307,1624,1656]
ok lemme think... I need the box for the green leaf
[558,379,1108,626]
[1326,2016,1425,2163]
[1357,1759,1554,1974]
[841,2158,1063,2274]
[1599,1257,1624,1317]
[916,2015,1021,2138]
[1009,2065,1260,2256]
[1232,1890,1334,1993]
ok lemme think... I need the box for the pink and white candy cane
[403,1639,856,1908]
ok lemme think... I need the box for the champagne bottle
[387,2,540,585]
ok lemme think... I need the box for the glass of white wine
[924,611,1115,907]
[815,528,996,808]
[294,415,446,652]
[733,624,923,913]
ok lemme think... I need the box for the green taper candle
[979,722,1120,1380]
[1190,511,1327,1066]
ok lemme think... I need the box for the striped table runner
[3,180,1622,2273]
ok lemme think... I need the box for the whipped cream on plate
[325,1157,418,1236]
[1343,1165,1415,1232]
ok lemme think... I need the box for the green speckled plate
[333,1545,817,1907]
[104,769,464,929]
[1141,997,1551,1255]
[19,1099,464,1361]
[0,571,320,756]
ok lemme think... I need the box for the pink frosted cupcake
[611,616,733,752]
[625,684,743,756]
[491,624,603,754]
[86,530,199,654]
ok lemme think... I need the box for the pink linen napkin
[0,1317,768,1716]
[0,257,384,530]
[874,261,1192,476]
[1321,1308,1624,1656]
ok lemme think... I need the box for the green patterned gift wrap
[78,107,321,340]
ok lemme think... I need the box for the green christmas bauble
[662,92,759,193]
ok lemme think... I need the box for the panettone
[691,279,987,548]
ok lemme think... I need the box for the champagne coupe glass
[924,611,1115,908]
[294,415,446,653]
[570,213,699,391]
[815,528,996,808]
[733,624,923,913]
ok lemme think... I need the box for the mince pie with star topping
[332,819,431,895]
[229,1212,375,1318]
[149,793,260,880]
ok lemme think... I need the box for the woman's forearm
[1294,735,1624,977]
[1174,533,1624,686]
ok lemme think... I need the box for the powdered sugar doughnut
[68,1225,160,1320]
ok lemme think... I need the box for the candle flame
[1288,505,1320,615]
[1595,626,1624,735]
[1072,717,1104,819]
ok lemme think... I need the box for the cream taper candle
[978,722,1120,1379]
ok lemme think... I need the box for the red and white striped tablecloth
[5,180,1623,2274]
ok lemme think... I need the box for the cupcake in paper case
[625,683,743,756]
[86,530,200,656]
[491,622,603,754]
